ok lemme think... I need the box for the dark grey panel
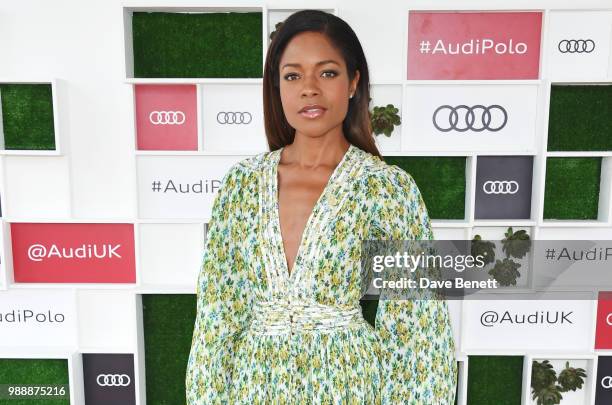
[83,353,135,405]
[475,155,533,219]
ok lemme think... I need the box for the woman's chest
[241,183,373,302]
[276,164,336,275]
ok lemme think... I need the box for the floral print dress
[185,143,457,405]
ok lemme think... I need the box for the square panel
[0,289,77,348]
[141,294,195,405]
[130,11,263,78]
[403,84,539,153]
[547,11,612,81]
[138,223,204,287]
[469,226,534,289]
[544,157,601,220]
[4,156,71,218]
[0,83,56,150]
[529,357,594,405]
[201,83,267,152]
[547,85,612,152]
[83,353,135,405]
[466,355,524,405]
[135,84,198,151]
[475,156,534,220]
[0,358,70,403]
[462,293,594,352]
[407,11,542,80]
[136,155,246,219]
[77,290,136,349]
[11,223,136,284]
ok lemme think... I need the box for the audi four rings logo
[149,111,186,125]
[558,39,595,53]
[216,111,252,124]
[432,105,508,132]
[96,374,131,387]
[483,180,520,194]
[601,376,612,389]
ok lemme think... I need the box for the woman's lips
[299,108,326,119]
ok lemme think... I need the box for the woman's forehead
[280,32,344,66]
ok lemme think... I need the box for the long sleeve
[369,165,457,405]
[185,163,254,405]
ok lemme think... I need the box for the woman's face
[278,31,360,138]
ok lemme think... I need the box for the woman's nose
[301,74,320,97]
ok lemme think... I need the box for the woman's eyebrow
[281,59,340,69]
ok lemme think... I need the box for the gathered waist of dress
[248,298,365,336]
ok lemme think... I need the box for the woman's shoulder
[231,150,268,172]
[223,149,271,179]
[217,149,275,196]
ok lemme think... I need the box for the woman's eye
[283,71,338,81]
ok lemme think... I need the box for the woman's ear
[351,70,360,94]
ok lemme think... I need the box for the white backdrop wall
[2,1,612,405]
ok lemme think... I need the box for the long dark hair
[263,9,381,158]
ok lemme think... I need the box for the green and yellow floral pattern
[186,143,457,404]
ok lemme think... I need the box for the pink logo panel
[135,84,198,150]
[596,291,612,349]
[407,11,542,79]
[11,223,136,283]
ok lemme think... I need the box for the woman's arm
[370,165,458,404]
[185,163,254,405]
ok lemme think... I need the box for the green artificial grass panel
[132,12,263,78]
[359,297,378,328]
[543,157,601,220]
[0,358,69,405]
[548,85,612,151]
[0,84,56,150]
[467,355,523,405]
[142,294,197,405]
[382,156,466,219]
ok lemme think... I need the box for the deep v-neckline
[272,144,354,283]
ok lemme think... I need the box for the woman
[186,9,457,405]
